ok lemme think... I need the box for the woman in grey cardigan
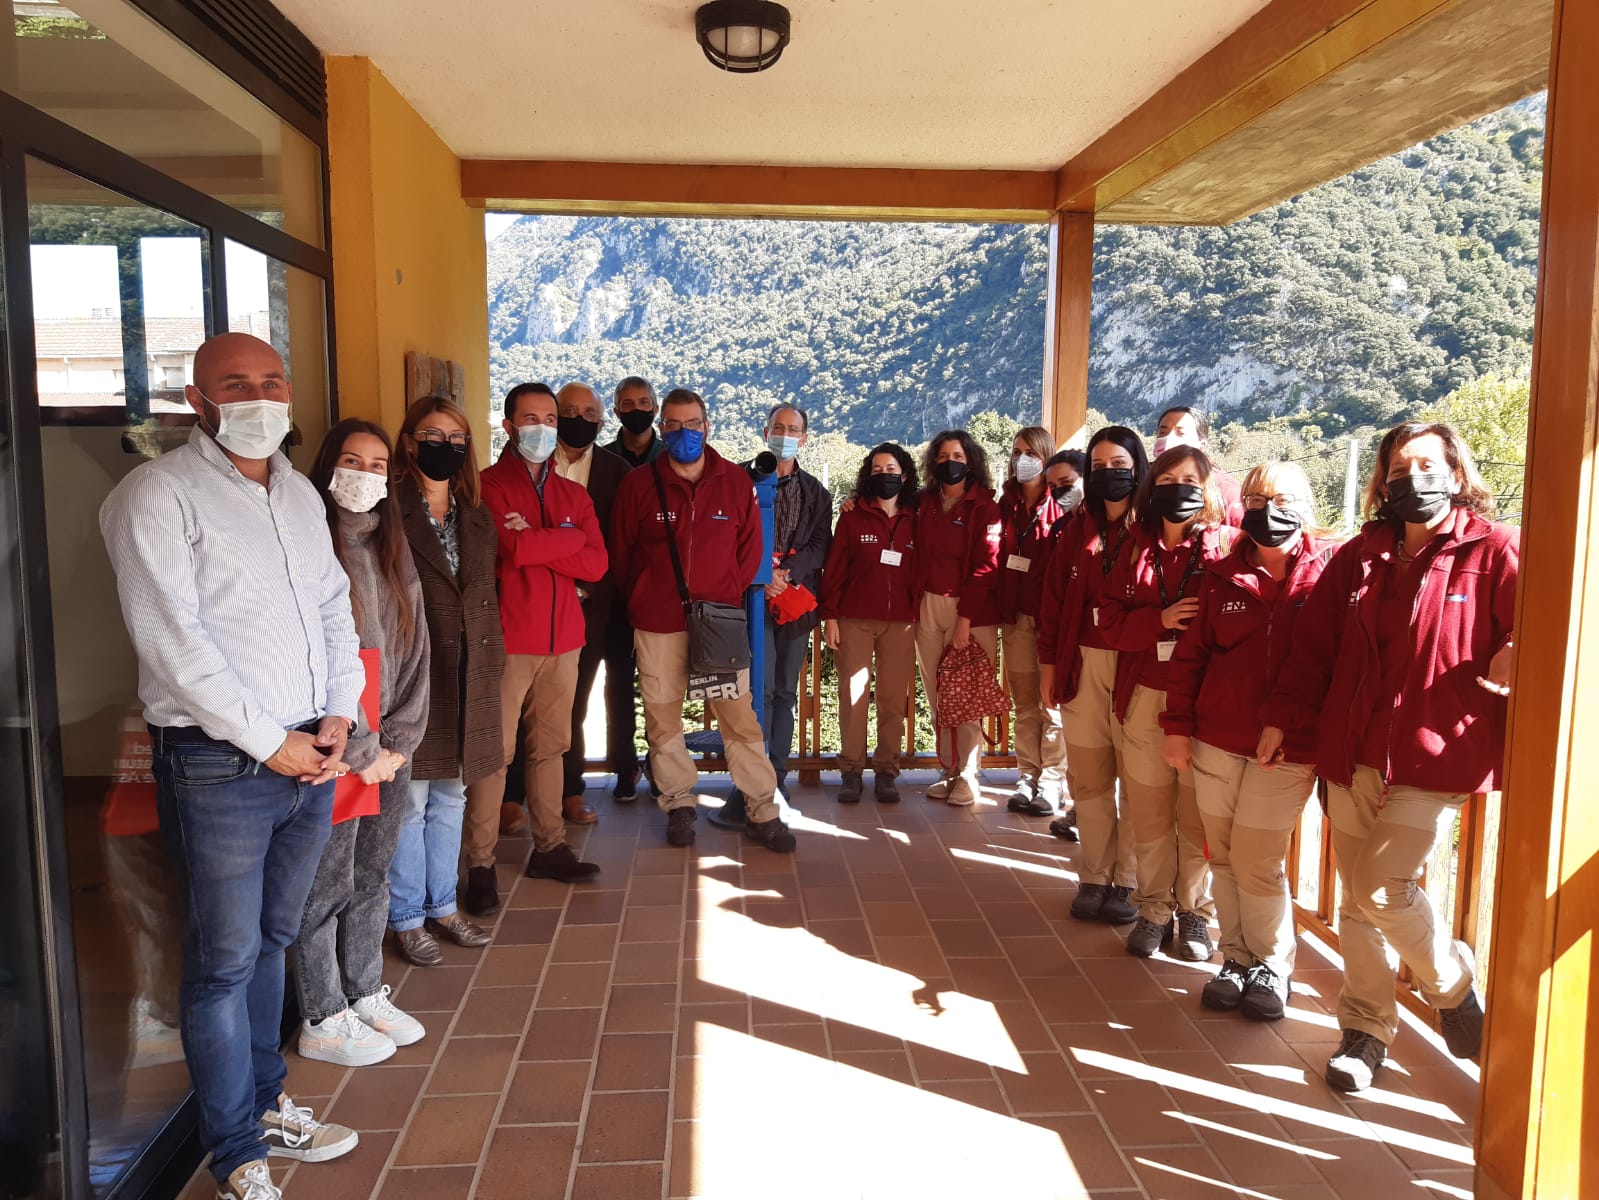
[291,419,431,1067]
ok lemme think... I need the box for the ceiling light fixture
[695,1,791,73]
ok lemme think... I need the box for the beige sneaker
[259,1093,358,1162]
[926,774,956,800]
[217,1160,279,1200]
[947,777,976,807]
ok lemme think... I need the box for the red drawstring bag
[934,641,1010,770]
[769,582,818,625]
[332,647,382,825]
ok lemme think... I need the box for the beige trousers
[1190,740,1315,976]
[1328,765,1474,1044]
[1120,685,1213,924]
[635,629,780,824]
[835,618,917,776]
[1058,647,1136,890]
[1002,615,1066,795]
[914,593,998,787]
[464,649,581,863]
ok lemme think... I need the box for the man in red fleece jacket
[609,389,797,854]
[464,383,609,903]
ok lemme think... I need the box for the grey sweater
[337,508,431,772]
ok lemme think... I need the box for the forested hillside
[487,98,1541,520]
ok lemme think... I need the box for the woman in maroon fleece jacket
[1160,461,1331,1022]
[996,425,1068,817]
[1259,422,1517,1094]
[913,430,1002,806]
[820,443,920,804]
[1097,445,1235,961]
[1037,426,1148,926]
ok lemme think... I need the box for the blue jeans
[388,775,467,931]
[151,729,333,1183]
[763,620,811,786]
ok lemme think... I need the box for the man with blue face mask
[463,383,609,908]
[99,333,363,1200]
[752,404,831,795]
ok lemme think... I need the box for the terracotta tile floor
[180,771,1480,1200]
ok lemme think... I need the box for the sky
[29,237,272,320]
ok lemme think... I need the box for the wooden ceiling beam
[1056,0,1456,213]
[459,160,1060,224]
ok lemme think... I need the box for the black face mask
[1151,482,1205,524]
[617,408,655,435]
[558,414,600,449]
[1241,504,1303,548]
[415,440,467,482]
[1086,466,1136,502]
[1383,472,1454,524]
[868,472,904,500]
[933,460,967,487]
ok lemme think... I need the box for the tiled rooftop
[181,771,1481,1200]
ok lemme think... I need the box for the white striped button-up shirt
[99,426,364,763]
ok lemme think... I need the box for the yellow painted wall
[326,56,489,450]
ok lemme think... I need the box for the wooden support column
[1476,1,1599,1196]
[1041,211,1093,445]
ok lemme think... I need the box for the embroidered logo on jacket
[1220,600,1248,614]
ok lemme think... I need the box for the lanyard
[1153,536,1206,609]
[1099,519,1129,578]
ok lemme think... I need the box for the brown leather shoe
[562,794,598,825]
[464,865,501,918]
[394,927,444,967]
[426,912,492,948]
[500,802,531,837]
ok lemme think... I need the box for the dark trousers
[763,619,812,787]
[557,615,641,796]
[151,729,333,1183]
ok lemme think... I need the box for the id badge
[1156,641,1176,662]
[1006,554,1031,572]
[880,549,903,567]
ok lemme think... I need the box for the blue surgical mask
[516,423,557,464]
[665,427,704,464]
[766,432,800,461]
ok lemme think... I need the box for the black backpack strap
[651,460,692,614]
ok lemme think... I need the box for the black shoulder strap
[651,461,692,613]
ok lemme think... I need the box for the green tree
[1419,374,1529,519]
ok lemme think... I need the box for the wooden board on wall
[405,350,466,409]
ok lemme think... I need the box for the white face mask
[204,395,292,460]
[516,423,558,464]
[328,466,388,513]
[1013,453,1043,483]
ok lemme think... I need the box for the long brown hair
[1135,445,1225,540]
[396,394,482,508]
[1362,421,1496,521]
[312,419,417,644]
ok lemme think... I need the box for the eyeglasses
[661,418,705,433]
[1242,493,1302,510]
[415,427,470,447]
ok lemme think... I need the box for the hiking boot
[1439,987,1484,1059]
[525,843,601,883]
[463,865,500,918]
[218,1161,279,1200]
[1175,911,1216,962]
[1125,916,1173,958]
[946,777,976,807]
[426,912,492,948]
[1008,777,1053,816]
[1241,965,1289,1022]
[745,816,797,853]
[1048,809,1080,842]
[499,801,531,837]
[1070,883,1108,921]
[352,985,425,1047]
[667,806,697,847]
[874,773,901,803]
[1326,1029,1387,1093]
[926,773,956,801]
[393,926,443,967]
[838,772,863,804]
[1100,885,1138,925]
[297,1009,394,1067]
[259,1093,358,1162]
[1201,959,1251,1012]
